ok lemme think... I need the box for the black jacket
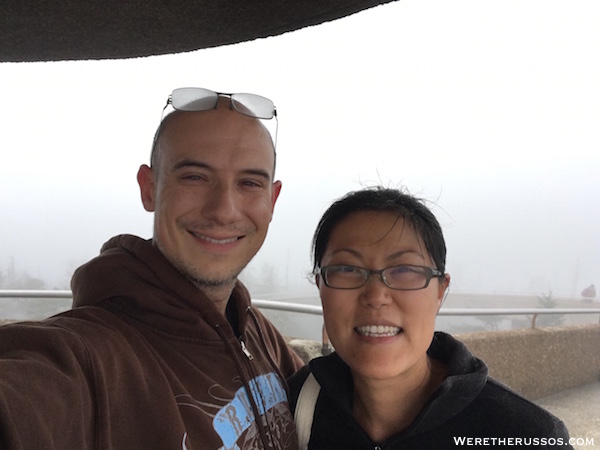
[288,332,572,449]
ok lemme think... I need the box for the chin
[351,365,404,382]
[347,351,416,380]
[169,257,240,288]
[188,267,241,287]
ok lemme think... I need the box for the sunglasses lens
[231,93,275,119]
[171,88,218,111]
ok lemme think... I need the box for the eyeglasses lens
[171,88,218,111]
[231,93,275,119]
[322,265,433,290]
[163,88,278,150]
[170,88,274,120]
[324,266,365,289]
[384,266,428,289]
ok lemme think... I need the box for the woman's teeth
[355,325,402,337]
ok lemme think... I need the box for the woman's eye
[331,265,358,274]
[387,266,424,279]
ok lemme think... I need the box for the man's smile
[190,232,242,245]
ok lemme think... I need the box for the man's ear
[271,180,282,213]
[137,164,156,212]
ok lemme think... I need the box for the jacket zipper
[217,322,270,447]
[239,338,254,360]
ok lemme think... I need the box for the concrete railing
[288,324,600,400]
[455,324,600,399]
[2,290,600,399]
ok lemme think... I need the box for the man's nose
[202,184,243,224]
[359,274,393,309]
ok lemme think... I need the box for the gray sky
[1,0,599,297]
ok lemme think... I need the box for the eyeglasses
[317,264,444,291]
[156,87,279,151]
[164,87,277,120]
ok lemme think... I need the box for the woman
[288,187,572,449]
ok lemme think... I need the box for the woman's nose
[359,274,392,309]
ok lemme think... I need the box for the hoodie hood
[71,234,251,337]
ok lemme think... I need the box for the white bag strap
[294,372,321,450]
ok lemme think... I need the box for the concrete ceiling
[1,0,397,62]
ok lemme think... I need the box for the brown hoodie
[0,234,303,449]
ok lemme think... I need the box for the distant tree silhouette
[0,272,46,290]
[536,290,565,327]
[0,266,70,320]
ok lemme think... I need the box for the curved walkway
[535,382,600,449]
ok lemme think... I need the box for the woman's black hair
[312,187,447,274]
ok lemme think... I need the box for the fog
[1,0,599,310]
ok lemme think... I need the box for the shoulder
[0,306,142,359]
[2,316,76,353]
[0,315,100,404]
[0,307,165,404]
[287,353,352,411]
[0,314,93,354]
[470,378,570,438]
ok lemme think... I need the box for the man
[0,88,304,449]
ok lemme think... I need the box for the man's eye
[181,174,207,181]
[240,180,264,188]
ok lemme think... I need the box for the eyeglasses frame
[317,264,444,291]
[159,88,278,149]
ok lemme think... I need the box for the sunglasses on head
[164,87,277,119]
[156,87,278,151]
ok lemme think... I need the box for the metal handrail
[1,290,599,327]
[0,290,73,299]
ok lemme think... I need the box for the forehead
[326,210,427,257]
[157,109,275,171]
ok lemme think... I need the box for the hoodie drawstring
[246,307,289,396]
[214,323,274,449]
[246,307,293,447]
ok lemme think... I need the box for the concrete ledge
[5,318,599,400]
[288,325,600,401]
[456,324,600,400]
[286,338,324,363]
